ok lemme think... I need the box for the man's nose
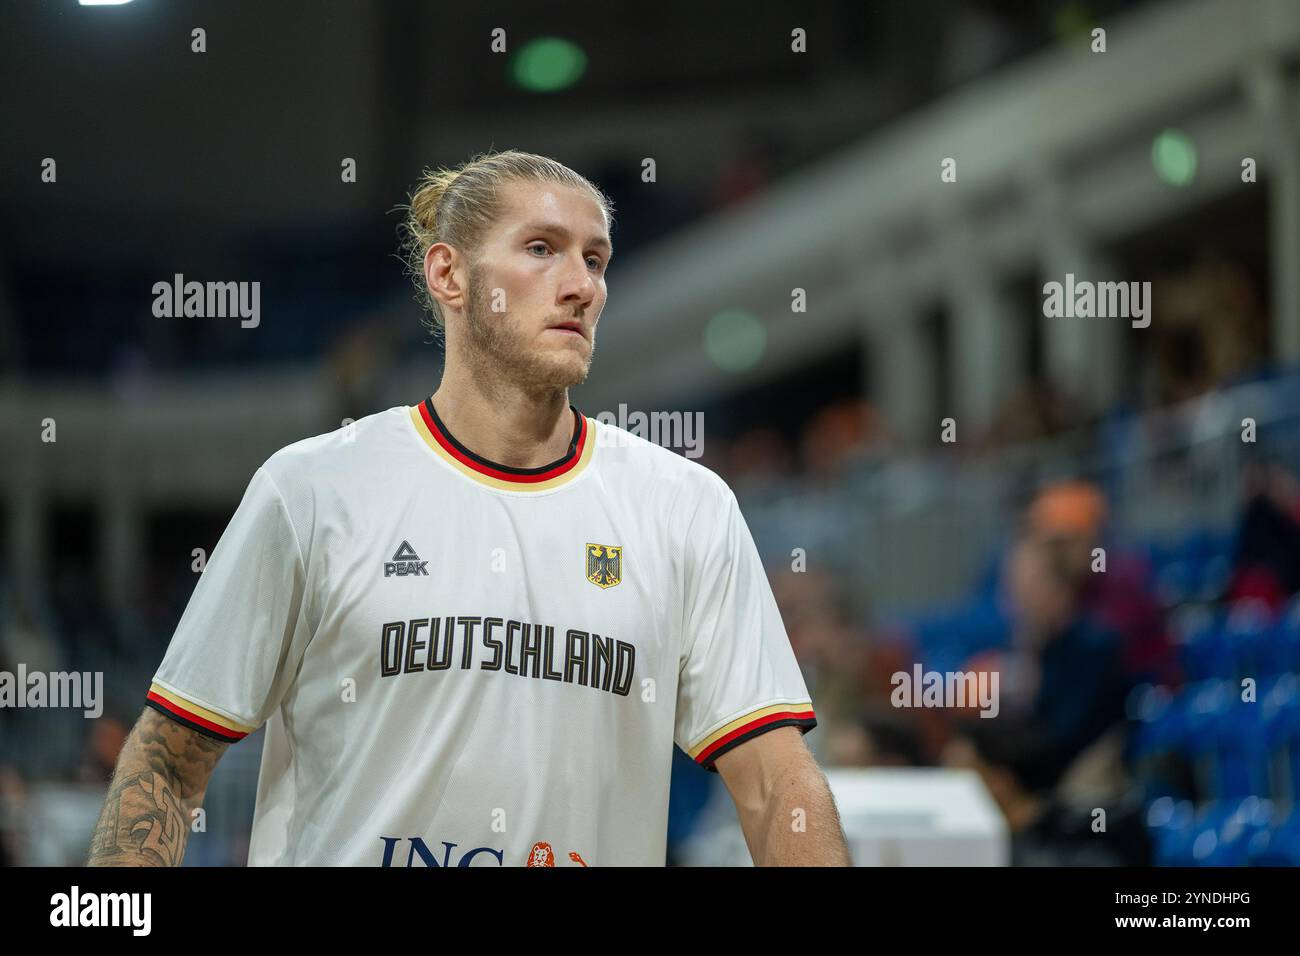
[558,255,596,305]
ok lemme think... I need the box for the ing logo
[525,841,588,867]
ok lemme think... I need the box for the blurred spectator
[951,531,1131,808]
[1227,459,1300,610]
[1026,480,1177,686]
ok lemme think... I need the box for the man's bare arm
[86,706,229,866]
[715,726,852,866]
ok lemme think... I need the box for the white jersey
[146,399,816,866]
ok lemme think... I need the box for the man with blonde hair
[88,149,849,867]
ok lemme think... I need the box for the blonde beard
[461,267,593,402]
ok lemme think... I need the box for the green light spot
[704,310,766,373]
[1152,129,1197,187]
[512,38,587,92]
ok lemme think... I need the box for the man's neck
[429,369,574,470]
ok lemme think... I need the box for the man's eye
[587,257,603,271]
[528,243,549,255]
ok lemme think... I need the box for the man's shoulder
[259,405,409,491]
[588,416,733,504]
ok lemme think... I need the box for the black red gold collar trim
[409,399,596,491]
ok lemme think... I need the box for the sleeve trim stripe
[688,701,815,757]
[696,716,818,771]
[688,702,816,762]
[145,698,246,743]
[146,684,254,738]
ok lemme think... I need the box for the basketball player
[87,150,851,866]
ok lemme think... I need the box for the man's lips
[548,321,587,338]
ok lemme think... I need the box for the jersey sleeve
[145,465,310,743]
[674,480,816,772]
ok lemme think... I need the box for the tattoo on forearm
[90,771,189,866]
[87,708,228,867]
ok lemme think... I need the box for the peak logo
[384,540,429,577]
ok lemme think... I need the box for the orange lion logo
[525,841,588,867]
[526,841,555,867]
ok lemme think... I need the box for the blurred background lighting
[1152,128,1198,186]
[511,37,587,92]
[703,309,767,373]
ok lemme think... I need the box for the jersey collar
[408,398,595,492]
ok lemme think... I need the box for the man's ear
[424,243,466,313]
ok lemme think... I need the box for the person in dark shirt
[943,488,1149,862]
[1228,459,1300,609]
[960,532,1130,795]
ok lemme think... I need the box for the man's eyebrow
[518,220,612,252]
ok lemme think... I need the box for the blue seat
[903,598,1009,674]
[1146,796,1196,866]
[1266,603,1300,675]
[1221,601,1275,679]
[1130,684,1192,800]
[1151,529,1236,604]
[1153,797,1273,865]
[1262,676,1300,801]
[1178,681,1270,801]
[1248,806,1300,865]
[1157,560,1199,606]
[1131,684,1185,757]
